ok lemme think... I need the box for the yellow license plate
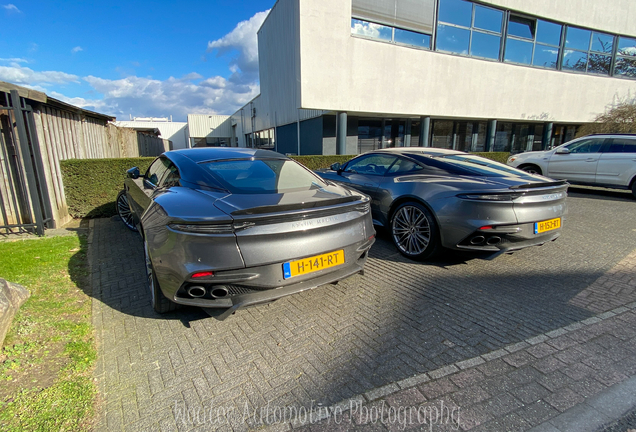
[534,217,561,234]
[283,250,345,279]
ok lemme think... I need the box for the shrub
[290,155,354,170]
[60,158,154,218]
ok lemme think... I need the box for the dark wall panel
[299,117,323,155]
[276,122,298,155]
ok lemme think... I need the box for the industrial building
[220,0,636,155]
[115,117,189,150]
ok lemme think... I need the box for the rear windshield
[201,158,327,194]
[435,154,529,177]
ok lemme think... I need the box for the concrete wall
[298,0,636,124]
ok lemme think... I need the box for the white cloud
[0,64,79,86]
[0,10,270,121]
[75,74,259,120]
[2,4,21,13]
[351,21,383,38]
[207,10,269,83]
[71,46,83,54]
[0,57,28,63]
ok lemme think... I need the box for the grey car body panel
[316,149,568,254]
[123,148,374,316]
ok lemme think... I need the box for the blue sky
[0,0,274,120]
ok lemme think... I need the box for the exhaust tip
[486,236,502,246]
[187,285,207,298]
[211,287,229,299]
[470,236,485,245]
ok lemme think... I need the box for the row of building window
[351,0,636,78]
[357,118,578,154]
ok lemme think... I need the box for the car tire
[144,240,179,314]
[116,190,137,231]
[390,201,440,261]
[520,164,543,175]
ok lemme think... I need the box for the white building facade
[114,118,189,150]
[229,0,636,155]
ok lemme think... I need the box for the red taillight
[479,226,493,230]
[191,271,214,278]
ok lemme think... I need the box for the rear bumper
[454,220,563,255]
[170,237,374,319]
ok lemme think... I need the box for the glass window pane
[591,32,613,53]
[508,16,535,40]
[565,27,591,51]
[536,20,562,46]
[345,154,398,175]
[615,56,636,77]
[438,0,472,27]
[562,50,588,72]
[436,24,470,55]
[587,53,611,75]
[394,28,431,48]
[618,37,636,56]
[533,44,559,69]
[505,38,533,64]
[473,5,503,33]
[471,31,501,60]
[351,18,392,41]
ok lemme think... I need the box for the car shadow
[72,211,636,413]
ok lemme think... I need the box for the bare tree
[576,102,636,137]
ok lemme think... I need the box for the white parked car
[507,134,636,198]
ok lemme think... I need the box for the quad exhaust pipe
[187,285,207,298]
[210,287,229,299]
[470,236,485,245]
[486,236,501,246]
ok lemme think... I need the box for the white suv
[507,134,636,198]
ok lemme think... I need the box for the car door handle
[363,183,374,187]
[585,158,596,162]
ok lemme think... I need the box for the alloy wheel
[117,192,137,231]
[144,241,156,306]
[391,205,431,256]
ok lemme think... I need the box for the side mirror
[555,148,570,155]
[330,162,341,171]
[127,167,140,179]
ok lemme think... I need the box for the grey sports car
[116,148,375,319]
[316,148,568,261]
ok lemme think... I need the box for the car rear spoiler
[509,180,568,190]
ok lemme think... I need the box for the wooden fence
[0,83,171,230]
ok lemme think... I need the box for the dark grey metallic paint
[120,148,375,318]
[316,148,568,259]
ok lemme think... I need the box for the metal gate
[0,90,53,235]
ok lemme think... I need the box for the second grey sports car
[116,148,375,319]
[317,148,568,261]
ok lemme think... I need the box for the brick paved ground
[91,191,636,431]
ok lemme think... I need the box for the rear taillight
[169,222,255,234]
[355,203,370,213]
[457,193,521,201]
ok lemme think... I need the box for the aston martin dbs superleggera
[116,148,375,319]
[316,148,568,261]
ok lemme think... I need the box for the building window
[615,37,636,77]
[436,0,503,60]
[504,16,562,69]
[562,27,613,75]
[351,0,434,49]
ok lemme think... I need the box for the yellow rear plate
[283,250,345,279]
[534,217,561,234]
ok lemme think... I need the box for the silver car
[116,148,375,319]
[507,134,636,198]
[317,148,568,261]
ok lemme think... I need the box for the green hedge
[60,151,511,219]
[61,158,155,219]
